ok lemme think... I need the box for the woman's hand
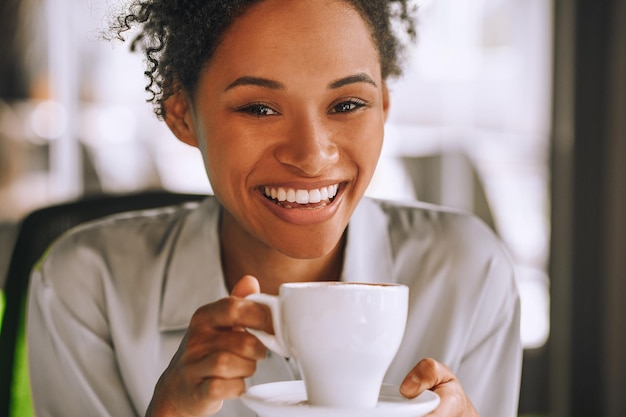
[400,358,479,417]
[145,275,270,417]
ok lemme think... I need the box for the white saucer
[241,381,440,417]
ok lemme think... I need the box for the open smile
[262,184,340,208]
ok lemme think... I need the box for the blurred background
[0,0,623,417]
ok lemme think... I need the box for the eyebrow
[224,76,286,91]
[224,72,378,92]
[328,73,378,89]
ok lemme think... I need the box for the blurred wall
[550,0,626,416]
[0,0,31,99]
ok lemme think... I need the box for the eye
[330,99,367,114]
[237,103,280,117]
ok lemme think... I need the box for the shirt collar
[160,197,229,331]
[159,196,395,330]
[342,197,394,284]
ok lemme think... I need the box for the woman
[27,1,522,416]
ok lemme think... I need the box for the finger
[184,378,247,416]
[229,275,266,332]
[231,275,261,298]
[191,296,270,331]
[400,358,455,398]
[199,377,247,403]
[424,383,471,417]
[186,329,267,361]
[190,350,259,380]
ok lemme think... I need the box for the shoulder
[360,197,516,294]
[40,199,201,264]
[365,197,507,259]
[34,196,217,305]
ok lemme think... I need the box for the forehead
[203,0,381,84]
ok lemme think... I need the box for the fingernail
[400,375,419,397]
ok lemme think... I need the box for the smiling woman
[163,0,390,265]
[25,1,522,417]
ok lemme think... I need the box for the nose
[273,112,340,176]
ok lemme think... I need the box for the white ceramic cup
[246,282,409,408]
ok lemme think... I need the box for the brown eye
[238,103,280,117]
[330,99,366,114]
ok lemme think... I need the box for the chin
[271,232,345,260]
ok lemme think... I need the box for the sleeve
[26,246,139,417]
[455,253,523,417]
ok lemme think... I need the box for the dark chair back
[0,191,206,417]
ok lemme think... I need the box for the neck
[219,212,346,295]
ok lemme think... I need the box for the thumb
[231,275,261,298]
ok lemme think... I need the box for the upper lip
[258,180,344,190]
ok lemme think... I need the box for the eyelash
[236,102,279,117]
[329,98,367,114]
[236,98,368,117]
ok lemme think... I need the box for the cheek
[201,128,266,198]
[195,126,241,197]
[345,118,385,174]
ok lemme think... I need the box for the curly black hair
[112,0,416,119]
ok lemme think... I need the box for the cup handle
[245,293,291,358]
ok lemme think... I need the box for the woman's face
[168,0,389,259]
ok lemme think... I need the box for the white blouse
[27,196,521,417]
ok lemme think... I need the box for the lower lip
[257,188,343,225]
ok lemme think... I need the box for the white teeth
[277,187,286,201]
[295,189,309,204]
[309,189,321,203]
[263,184,340,204]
